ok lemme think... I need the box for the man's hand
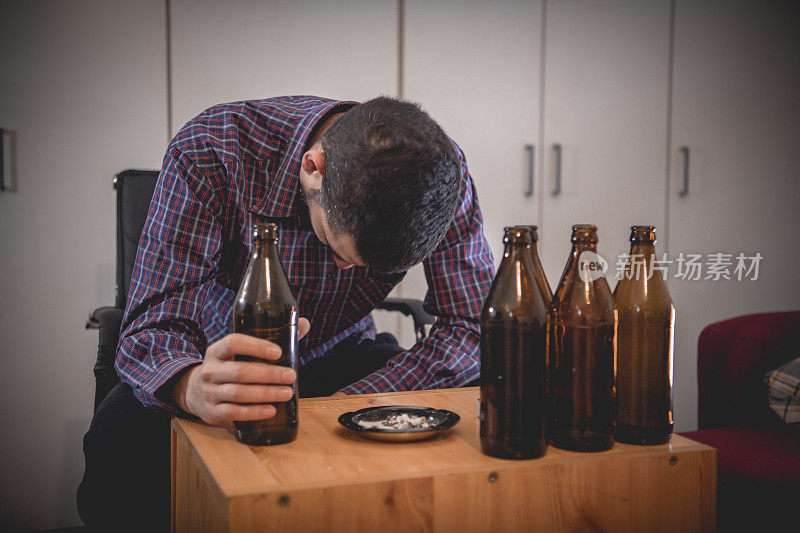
[174,318,310,426]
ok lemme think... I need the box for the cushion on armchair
[680,424,800,487]
[766,356,800,425]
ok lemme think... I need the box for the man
[79,96,494,530]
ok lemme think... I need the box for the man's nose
[333,256,355,269]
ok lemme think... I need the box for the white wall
[0,1,168,529]
[169,0,399,135]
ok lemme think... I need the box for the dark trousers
[77,334,405,531]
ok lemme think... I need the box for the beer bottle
[548,224,616,452]
[480,226,549,459]
[233,223,299,445]
[613,226,675,445]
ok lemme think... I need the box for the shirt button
[327,271,335,280]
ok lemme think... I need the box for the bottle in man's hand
[233,223,299,445]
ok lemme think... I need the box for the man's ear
[301,148,325,190]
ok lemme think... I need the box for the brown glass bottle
[613,226,675,445]
[548,224,616,452]
[480,226,550,459]
[233,223,299,446]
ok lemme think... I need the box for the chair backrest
[697,310,800,429]
[114,169,159,308]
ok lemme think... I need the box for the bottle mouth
[629,225,657,243]
[503,226,533,245]
[253,222,279,242]
[571,224,598,244]
[509,225,540,242]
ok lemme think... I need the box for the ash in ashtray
[357,412,433,431]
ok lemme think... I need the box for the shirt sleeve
[340,145,495,394]
[115,145,225,412]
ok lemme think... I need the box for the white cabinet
[401,0,670,323]
[397,0,544,345]
[403,0,671,287]
[667,0,800,430]
[404,0,544,265]
[169,0,399,134]
[539,0,671,284]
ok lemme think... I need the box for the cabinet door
[668,0,800,430]
[170,0,398,134]
[539,0,671,285]
[403,0,544,296]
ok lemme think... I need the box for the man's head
[299,97,461,272]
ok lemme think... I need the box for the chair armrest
[377,297,436,342]
[377,297,436,325]
[86,306,121,329]
[93,307,125,410]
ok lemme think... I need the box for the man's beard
[299,183,323,208]
[300,185,325,210]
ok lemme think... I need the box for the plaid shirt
[116,96,495,412]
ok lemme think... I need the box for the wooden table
[172,388,716,532]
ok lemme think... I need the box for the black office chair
[86,169,435,411]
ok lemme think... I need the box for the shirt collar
[249,99,358,219]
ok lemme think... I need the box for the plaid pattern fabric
[116,96,495,411]
[765,356,800,425]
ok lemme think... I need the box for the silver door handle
[679,146,689,197]
[0,128,5,192]
[524,144,534,197]
[552,143,562,196]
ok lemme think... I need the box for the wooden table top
[172,387,713,498]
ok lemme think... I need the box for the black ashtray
[338,405,461,442]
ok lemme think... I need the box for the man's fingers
[208,361,297,385]
[298,317,311,340]
[213,383,294,404]
[211,323,308,361]
[210,333,282,361]
[214,402,277,422]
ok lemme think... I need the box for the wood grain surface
[173,388,716,532]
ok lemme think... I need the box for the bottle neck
[559,241,599,285]
[570,241,597,258]
[503,242,531,259]
[629,242,656,261]
[253,237,280,259]
[499,242,536,281]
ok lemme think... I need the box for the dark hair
[319,97,461,272]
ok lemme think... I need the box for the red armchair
[680,311,800,529]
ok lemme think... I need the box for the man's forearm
[115,326,205,412]
[340,320,481,394]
